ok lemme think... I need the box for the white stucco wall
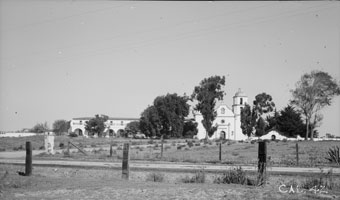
[70,117,139,137]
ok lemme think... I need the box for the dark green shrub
[59,143,64,149]
[182,170,205,183]
[325,146,340,165]
[187,141,194,148]
[69,132,78,137]
[214,167,255,186]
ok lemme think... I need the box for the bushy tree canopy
[84,114,109,137]
[276,105,306,138]
[140,105,161,137]
[31,122,49,133]
[153,93,190,137]
[140,93,190,138]
[52,119,70,135]
[240,93,275,137]
[125,121,140,135]
[182,120,198,138]
[253,93,275,116]
[191,75,225,138]
[290,70,340,140]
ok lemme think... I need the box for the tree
[182,120,198,138]
[255,117,266,137]
[191,75,225,138]
[84,114,109,137]
[240,104,256,137]
[290,70,340,140]
[52,119,70,136]
[153,93,190,137]
[139,105,161,137]
[125,121,140,135]
[265,109,279,132]
[253,93,276,119]
[275,105,306,138]
[31,122,49,133]
[140,93,190,138]
[240,93,276,137]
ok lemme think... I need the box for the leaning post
[25,141,32,176]
[257,141,267,185]
[67,141,70,155]
[122,143,130,180]
[296,142,299,166]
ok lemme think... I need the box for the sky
[0,1,339,137]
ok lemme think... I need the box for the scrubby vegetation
[325,146,340,165]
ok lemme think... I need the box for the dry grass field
[1,135,340,167]
[1,136,340,199]
[1,164,339,200]
[37,139,340,167]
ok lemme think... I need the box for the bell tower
[232,88,248,140]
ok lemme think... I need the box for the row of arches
[74,128,127,137]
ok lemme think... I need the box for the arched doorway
[220,131,226,140]
[271,135,276,141]
[75,129,83,136]
[109,129,115,137]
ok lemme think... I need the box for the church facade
[193,89,249,141]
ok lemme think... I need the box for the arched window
[240,98,243,105]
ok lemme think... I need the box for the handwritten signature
[279,184,328,194]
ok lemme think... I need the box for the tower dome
[232,88,248,110]
[234,88,247,97]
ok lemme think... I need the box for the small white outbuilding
[259,130,288,141]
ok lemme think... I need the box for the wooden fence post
[110,143,113,157]
[296,142,299,166]
[219,142,222,161]
[257,141,267,185]
[122,143,130,180]
[67,141,70,155]
[161,135,164,159]
[25,141,32,176]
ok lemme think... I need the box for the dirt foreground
[1,165,339,200]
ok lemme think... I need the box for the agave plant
[325,146,340,165]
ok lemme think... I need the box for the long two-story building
[71,117,139,137]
